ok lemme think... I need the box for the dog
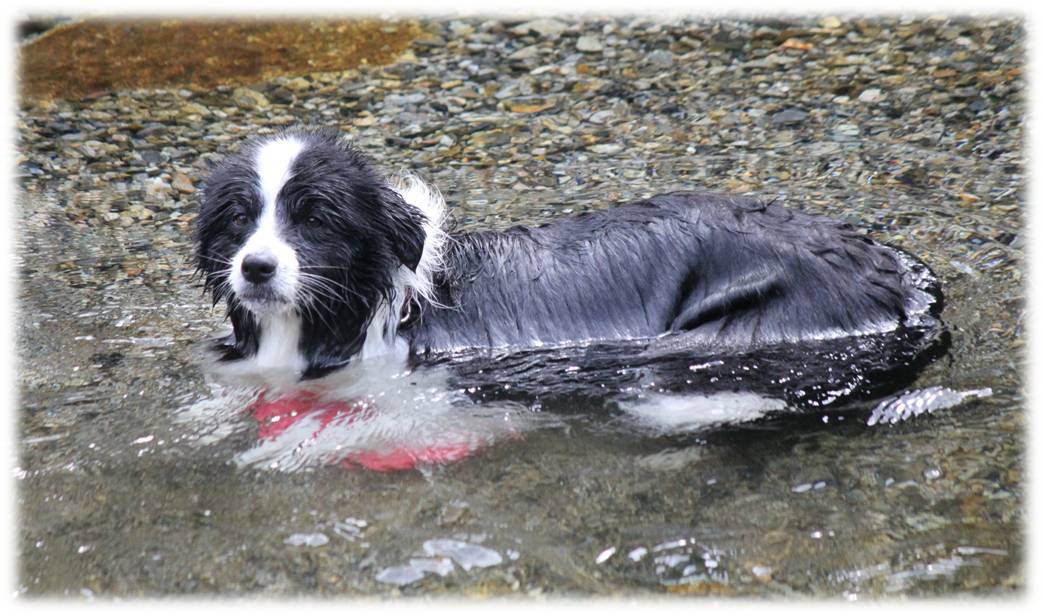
[196,129,942,380]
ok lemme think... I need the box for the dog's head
[196,129,428,377]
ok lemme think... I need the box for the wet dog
[196,129,941,380]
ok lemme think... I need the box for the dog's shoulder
[633,191,870,241]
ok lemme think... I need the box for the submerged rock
[375,566,425,586]
[283,532,329,547]
[422,538,503,571]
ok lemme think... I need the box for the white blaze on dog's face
[229,137,305,316]
[198,130,438,378]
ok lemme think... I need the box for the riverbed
[15,16,1024,597]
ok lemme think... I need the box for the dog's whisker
[198,254,235,266]
[296,288,340,336]
[297,272,372,305]
[297,274,348,300]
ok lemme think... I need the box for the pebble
[772,108,808,125]
[283,77,312,92]
[409,557,455,576]
[180,102,210,116]
[819,16,843,29]
[232,87,269,110]
[646,50,674,67]
[511,19,568,38]
[422,538,502,571]
[143,178,172,200]
[858,88,885,103]
[170,172,195,193]
[375,565,425,586]
[588,143,623,155]
[576,36,604,52]
[508,45,540,60]
[283,532,329,547]
[833,123,861,140]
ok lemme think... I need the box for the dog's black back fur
[404,193,940,355]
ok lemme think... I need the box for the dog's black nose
[241,255,277,284]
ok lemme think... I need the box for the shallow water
[16,19,1024,597]
[16,163,1024,598]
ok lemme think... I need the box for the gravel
[17,16,1023,242]
[15,16,1026,598]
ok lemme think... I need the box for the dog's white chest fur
[254,313,305,373]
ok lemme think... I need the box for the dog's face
[196,130,426,373]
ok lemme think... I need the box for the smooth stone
[283,532,329,547]
[772,108,808,125]
[588,143,623,155]
[576,36,604,52]
[422,538,503,571]
[375,565,425,586]
[511,19,568,38]
[859,88,885,103]
[647,49,674,67]
[509,45,541,60]
[232,87,270,110]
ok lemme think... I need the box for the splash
[618,391,787,434]
[867,386,992,426]
[177,353,532,472]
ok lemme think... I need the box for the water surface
[16,16,1024,598]
[16,159,1023,597]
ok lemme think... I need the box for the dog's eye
[305,215,323,229]
[231,212,249,226]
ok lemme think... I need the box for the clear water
[16,110,1023,598]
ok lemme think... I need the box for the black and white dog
[196,129,941,380]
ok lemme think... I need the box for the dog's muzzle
[236,252,295,312]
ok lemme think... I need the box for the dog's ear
[378,188,426,272]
